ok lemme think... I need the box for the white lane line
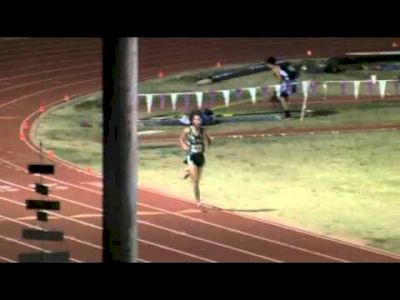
[3,214,99,222]
[0,185,19,193]
[0,77,99,110]
[0,213,101,250]
[0,210,206,224]
[81,182,103,188]
[64,214,102,219]
[0,255,17,263]
[0,62,101,83]
[0,196,100,230]
[0,213,147,263]
[0,178,343,261]
[7,142,397,261]
[0,233,81,263]
[0,69,98,94]
[0,179,102,212]
[0,197,212,262]
[0,211,200,223]
[140,220,279,262]
[2,156,397,261]
[138,202,347,262]
[0,177,346,261]
[0,49,100,69]
[0,45,99,63]
[139,186,400,261]
[138,239,215,263]
[28,183,69,191]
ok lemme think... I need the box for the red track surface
[1,38,400,263]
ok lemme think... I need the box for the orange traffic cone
[39,103,45,113]
[48,151,55,158]
[392,42,398,48]
[64,94,70,101]
[23,121,29,130]
[158,70,164,78]
[216,61,222,68]
[19,132,25,141]
[307,50,313,56]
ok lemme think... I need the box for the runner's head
[266,56,277,68]
[189,110,202,127]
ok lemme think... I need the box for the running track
[0,38,399,263]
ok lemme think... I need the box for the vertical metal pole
[102,38,138,262]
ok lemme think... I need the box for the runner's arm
[179,128,190,151]
[204,129,212,147]
[272,66,282,81]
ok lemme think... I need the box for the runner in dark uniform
[266,56,297,118]
[179,110,211,208]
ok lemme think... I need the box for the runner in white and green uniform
[179,110,211,208]
[184,125,206,167]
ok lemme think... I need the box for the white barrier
[139,79,400,119]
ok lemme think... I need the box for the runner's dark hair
[266,56,277,65]
[189,109,202,125]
